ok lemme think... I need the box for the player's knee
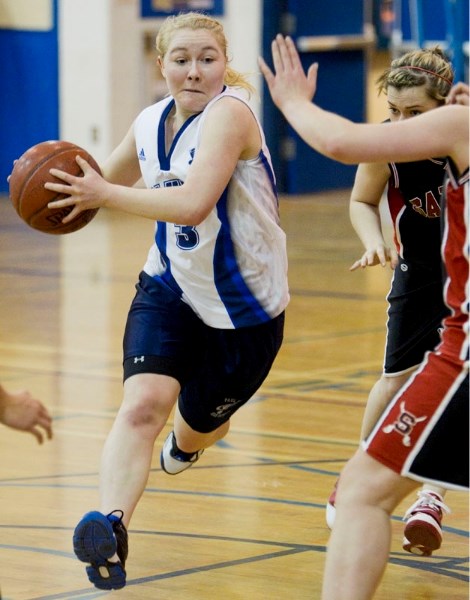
[120,387,175,433]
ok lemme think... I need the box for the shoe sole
[86,562,126,590]
[160,452,196,474]
[403,513,442,556]
[73,511,116,563]
[73,511,126,590]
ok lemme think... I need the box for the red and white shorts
[364,349,469,491]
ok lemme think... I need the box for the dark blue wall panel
[0,2,59,193]
[262,0,367,194]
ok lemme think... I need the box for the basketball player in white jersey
[47,13,289,590]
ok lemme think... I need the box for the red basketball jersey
[439,161,469,362]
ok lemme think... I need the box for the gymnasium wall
[0,0,59,193]
[0,0,468,194]
[58,0,262,162]
[0,0,261,193]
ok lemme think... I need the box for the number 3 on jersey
[175,225,199,250]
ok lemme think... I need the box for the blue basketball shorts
[123,271,285,433]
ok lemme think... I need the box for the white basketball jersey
[134,87,289,329]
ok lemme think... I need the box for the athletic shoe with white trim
[160,431,204,475]
[73,509,128,590]
[402,491,450,556]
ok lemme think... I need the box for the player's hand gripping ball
[9,140,101,234]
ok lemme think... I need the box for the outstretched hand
[0,386,53,444]
[45,155,110,223]
[258,34,318,112]
[350,245,398,271]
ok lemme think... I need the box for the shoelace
[105,509,128,565]
[106,509,125,524]
[403,490,451,521]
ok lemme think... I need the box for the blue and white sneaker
[73,510,128,590]
[160,431,204,475]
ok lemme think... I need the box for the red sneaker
[402,491,450,556]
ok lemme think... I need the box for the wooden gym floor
[0,190,468,599]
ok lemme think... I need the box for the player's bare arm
[260,35,469,168]
[45,97,258,225]
[350,162,397,270]
[102,123,142,186]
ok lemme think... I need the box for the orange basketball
[9,140,101,235]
